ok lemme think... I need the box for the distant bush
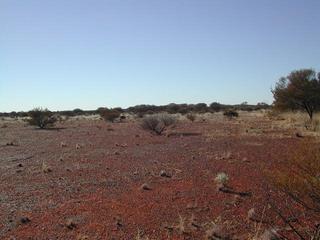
[193,103,208,113]
[98,108,121,122]
[28,108,58,129]
[141,114,176,135]
[186,113,196,122]
[210,102,222,112]
[223,110,239,118]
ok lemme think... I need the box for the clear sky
[1,0,320,112]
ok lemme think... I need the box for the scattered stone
[247,208,256,221]
[133,171,138,175]
[160,170,171,178]
[259,228,280,240]
[42,163,52,173]
[76,144,81,149]
[60,142,67,147]
[65,219,77,230]
[19,217,30,224]
[6,142,14,146]
[76,234,90,240]
[242,157,250,163]
[205,223,232,240]
[295,132,304,138]
[141,183,151,190]
[176,215,187,235]
[17,163,23,168]
[114,217,123,228]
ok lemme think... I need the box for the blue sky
[1,0,320,112]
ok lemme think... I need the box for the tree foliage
[272,69,320,119]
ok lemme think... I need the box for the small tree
[272,69,320,119]
[28,108,57,129]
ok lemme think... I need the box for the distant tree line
[0,102,271,119]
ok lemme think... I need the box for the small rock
[259,229,280,240]
[17,163,23,168]
[114,151,120,155]
[295,132,303,138]
[141,183,151,190]
[247,208,256,221]
[76,144,81,149]
[60,142,67,147]
[76,234,89,240]
[20,217,30,224]
[160,170,171,178]
[42,163,52,173]
[66,219,76,230]
[205,223,231,240]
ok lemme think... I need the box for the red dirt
[0,116,315,239]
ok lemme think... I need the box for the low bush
[98,108,121,122]
[28,108,57,129]
[223,110,239,118]
[141,113,176,135]
[186,113,196,122]
[270,140,320,239]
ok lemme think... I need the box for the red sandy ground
[0,115,316,239]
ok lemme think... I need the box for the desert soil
[0,114,314,239]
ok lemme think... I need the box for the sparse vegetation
[98,108,121,122]
[270,140,320,239]
[141,113,176,135]
[223,110,239,118]
[28,108,58,129]
[186,113,196,122]
[215,172,229,186]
